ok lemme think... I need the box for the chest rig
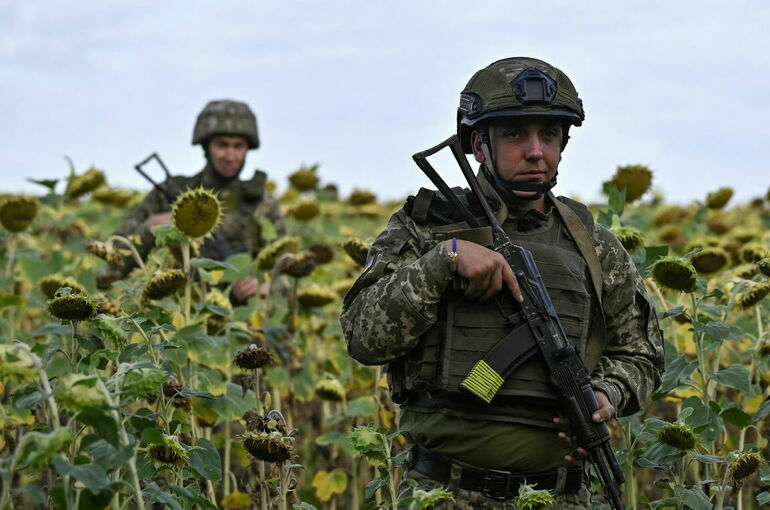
[391,190,605,427]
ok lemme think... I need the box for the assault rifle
[412,135,625,510]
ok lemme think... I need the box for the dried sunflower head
[39,274,86,300]
[706,212,732,235]
[650,256,698,293]
[93,293,121,317]
[288,166,319,191]
[0,197,38,232]
[234,344,273,370]
[143,269,187,301]
[705,187,733,210]
[610,226,645,253]
[657,423,700,451]
[517,483,555,510]
[735,281,770,309]
[290,198,321,221]
[306,242,334,264]
[0,343,38,385]
[758,258,770,277]
[741,242,769,264]
[314,378,346,402]
[728,451,763,488]
[342,237,370,266]
[297,285,337,308]
[161,376,191,408]
[730,227,761,244]
[92,187,134,207]
[65,167,105,198]
[239,430,293,462]
[689,247,730,275]
[85,240,124,266]
[171,187,222,239]
[732,263,758,280]
[348,189,377,205]
[658,225,685,245]
[275,251,317,278]
[605,164,653,202]
[653,205,690,227]
[255,236,300,270]
[48,294,98,321]
[148,434,189,469]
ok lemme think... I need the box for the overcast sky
[2,1,768,205]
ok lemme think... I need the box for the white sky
[1,1,769,205]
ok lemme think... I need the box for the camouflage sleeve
[590,224,665,416]
[339,208,457,365]
[111,188,169,274]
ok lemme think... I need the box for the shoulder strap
[243,170,267,200]
[551,195,606,371]
[411,188,435,225]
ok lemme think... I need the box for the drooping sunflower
[171,187,222,239]
[348,188,377,205]
[650,256,698,293]
[605,164,653,202]
[288,166,320,191]
[275,251,317,278]
[728,451,763,488]
[290,198,321,221]
[705,187,733,210]
[740,242,769,264]
[306,242,334,264]
[85,240,125,266]
[48,294,98,321]
[735,281,770,309]
[148,434,190,469]
[689,247,730,275]
[657,422,700,452]
[233,344,273,370]
[0,197,38,232]
[255,236,300,270]
[610,226,645,253]
[314,378,346,402]
[39,274,86,300]
[143,269,188,301]
[65,167,106,198]
[342,237,371,266]
[297,285,337,308]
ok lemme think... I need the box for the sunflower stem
[109,234,147,273]
[4,233,16,279]
[182,240,191,325]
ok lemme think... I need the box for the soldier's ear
[470,130,486,164]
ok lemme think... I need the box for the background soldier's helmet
[457,57,585,153]
[192,99,260,149]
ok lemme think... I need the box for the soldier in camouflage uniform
[340,57,664,509]
[104,99,286,303]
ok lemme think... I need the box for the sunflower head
[516,483,555,510]
[85,240,124,266]
[275,251,317,278]
[0,197,38,232]
[92,187,135,207]
[657,422,700,451]
[239,430,294,463]
[650,256,698,293]
[605,164,653,202]
[314,378,346,402]
[758,258,770,277]
[39,274,86,300]
[658,225,686,246]
[255,236,300,270]
[732,263,758,280]
[705,187,734,210]
[653,205,690,227]
[65,167,106,198]
[290,198,321,221]
[306,242,334,264]
[735,281,770,310]
[48,294,98,321]
[610,226,645,253]
[171,187,222,239]
[234,344,273,370]
[342,238,371,266]
[348,189,377,205]
[297,285,337,308]
[741,242,769,264]
[148,434,190,469]
[143,269,188,301]
[728,451,763,488]
[706,212,732,235]
[288,166,319,191]
[689,247,730,275]
[730,227,761,244]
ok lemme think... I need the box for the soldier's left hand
[232,276,259,302]
[555,390,615,465]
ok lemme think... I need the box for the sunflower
[689,247,730,275]
[171,187,222,239]
[148,434,189,469]
[143,270,187,301]
[728,451,763,488]
[705,187,733,210]
[610,226,645,253]
[342,238,371,266]
[0,197,38,232]
[39,274,86,300]
[48,294,98,321]
[606,164,653,202]
[735,281,770,309]
[85,240,124,266]
[275,251,317,278]
[297,285,337,308]
[65,167,105,198]
[255,236,300,270]
[657,423,700,451]
[288,166,320,191]
[314,378,346,402]
[348,189,377,205]
[290,198,321,221]
[650,256,698,293]
[234,344,273,370]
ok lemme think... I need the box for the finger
[465,268,492,301]
[593,405,615,423]
[480,265,503,301]
[501,263,523,302]
[558,431,571,448]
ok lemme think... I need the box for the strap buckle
[482,469,513,500]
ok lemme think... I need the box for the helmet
[192,99,259,149]
[457,57,584,153]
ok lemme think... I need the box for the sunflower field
[0,162,769,510]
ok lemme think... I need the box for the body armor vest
[392,195,603,427]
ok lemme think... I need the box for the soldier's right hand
[145,212,172,230]
[444,239,523,302]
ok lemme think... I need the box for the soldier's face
[472,118,562,198]
[208,136,249,178]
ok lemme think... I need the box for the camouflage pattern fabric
[112,164,286,275]
[405,470,593,509]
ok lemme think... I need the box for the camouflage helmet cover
[457,57,585,152]
[192,99,259,149]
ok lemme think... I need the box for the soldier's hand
[145,212,172,230]
[444,239,523,302]
[554,390,615,466]
[232,276,259,302]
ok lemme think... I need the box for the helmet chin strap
[480,133,557,201]
[204,148,244,182]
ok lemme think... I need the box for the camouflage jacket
[113,164,286,274]
[340,172,664,417]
